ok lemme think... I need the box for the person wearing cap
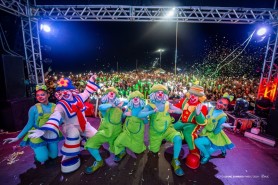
[27,75,100,173]
[195,93,235,164]
[3,85,61,164]
[85,87,125,174]
[138,84,185,176]
[174,85,208,169]
[113,91,148,162]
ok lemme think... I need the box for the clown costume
[195,93,235,164]
[138,84,185,176]
[85,87,125,174]
[3,85,62,164]
[113,91,148,162]
[28,75,100,173]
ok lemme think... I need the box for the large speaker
[266,109,278,138]
[255,97,272,118]
[0,55,26,100]
[0,97,34,131]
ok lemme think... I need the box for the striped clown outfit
[30,75,100,173]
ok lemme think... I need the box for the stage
[0,117,278,185]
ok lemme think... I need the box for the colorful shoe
[114,151,126,162]
[85,160,104,174]
[171,158,185,176]
[200,156,211,164]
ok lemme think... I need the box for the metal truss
[257,26,278,103]
[31,5,278,24]
[0,0,27,16]
[1,1,278,102]
[21,17,44,85]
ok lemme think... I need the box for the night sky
[39,22,262,73]
[0,0,273,74]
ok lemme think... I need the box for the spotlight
[40,24,51,32]
[256,27,267,36]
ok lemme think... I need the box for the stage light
[256,27,267,36]
[40,24,51,32]
[165,8,175,18]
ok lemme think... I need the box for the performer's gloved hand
[168,109,174,114]
[195,103,203,115]
[117,101,124,108]
[222,123,235,128]
[153,108,158,113]
[3,137,19,144]
[28,129,45,138]
[124,111,132,117]
[89,74,97,82]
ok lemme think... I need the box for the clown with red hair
[28,75,100,173]
[174,85,208,169]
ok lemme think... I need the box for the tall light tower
[157,49,164,68]
[165,8,178,75]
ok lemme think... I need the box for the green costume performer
[114,91,147,162]
[199,108,234,149]
[195,93,235,164]
[21,103,56,147]
[85,87,124,174]
[3,85,62,163]
[138,84,185,176]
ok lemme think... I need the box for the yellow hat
[188,85,205,97]
[128,91,144,100]
[150,84,168,94]
[222,92,234,102]
[104,87,119,96]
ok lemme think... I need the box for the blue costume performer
[3,85,61,164]
[138,84,185,176]
[195,93,235,164]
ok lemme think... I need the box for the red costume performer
[174,85,208,169]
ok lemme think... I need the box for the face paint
[36,90,49,104]
[108,91,116,100]
[60,90,73,101]
[133,97,140,106]
[155,91,164,101]
[216,98,229,110]
[189,94,199,104]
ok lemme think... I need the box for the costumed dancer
[85,87,124,174]
[174,85,208,169]
[113,91,147,162]
[3,85,62,164]
[28,75,100,173]
[195,93,235,164]
[138,84,185,176]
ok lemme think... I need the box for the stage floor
[0,117,278,185]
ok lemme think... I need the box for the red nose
[63,92,67,95]
[158,93,163,97]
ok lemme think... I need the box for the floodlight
[256,27,267,36]
[40,24,51,32]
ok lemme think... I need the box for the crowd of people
[44,70,259,105]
